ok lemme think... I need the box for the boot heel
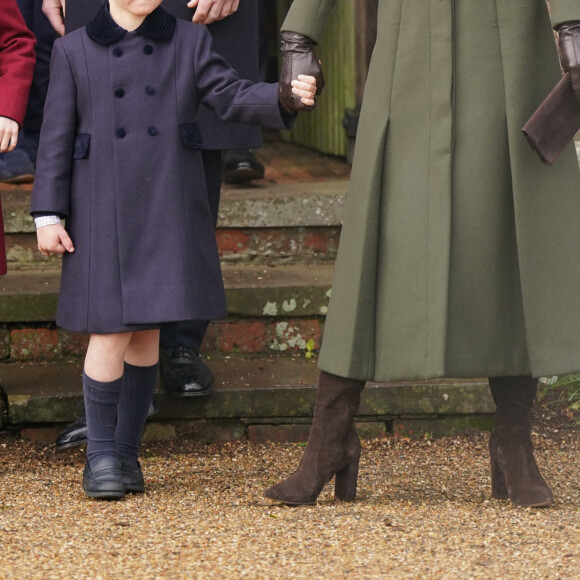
[334,460,359,501]
[490,448,509,500]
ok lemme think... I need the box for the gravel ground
[0,402,578,579]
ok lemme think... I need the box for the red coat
[0,0,35,125]
[0,0,36,275]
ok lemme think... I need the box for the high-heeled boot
[264,371,365,505]
[488,376,553,507]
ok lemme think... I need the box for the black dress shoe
[56,415,88,449]
[56,399,159,450]
[160,346,214,397]
[222,149,265,184]
[82,456,125,500]
[119,455,145,493]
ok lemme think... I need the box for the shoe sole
[492,495,553,508]
[166,385,214,398]
[84,489,125,500]
[513,500,554,508]
[125,485,145,494]
[223,168,264,185]
[264,495,317,506]
[1,174,35,184]
[56,438,88,450]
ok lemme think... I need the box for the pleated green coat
[283,0,580,381]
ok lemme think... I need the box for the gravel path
[0,409,578,579]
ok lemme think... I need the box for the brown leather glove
[558,21,580,103]
[279,31,325,114]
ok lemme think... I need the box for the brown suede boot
[264,371,365,505]
[488,376,553,507]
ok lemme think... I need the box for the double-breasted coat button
[114,87,125,98]
[113,48,123,57]
[116,128,126,139]
[148,126,158,137]
[145,85,156,96]
[144,45,154,55]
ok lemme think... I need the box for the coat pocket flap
[179,123,204,150]
[73,134,91,159]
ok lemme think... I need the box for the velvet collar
[86,2,176,46]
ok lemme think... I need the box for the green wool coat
[283,0,580,382]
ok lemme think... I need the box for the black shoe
[119,455,145,493]
[56,399,159,450]
[160,346,214,397]
[56,415,88,449]
[82,456,125,500]
[222,149,265,184]
[0,148,35,183]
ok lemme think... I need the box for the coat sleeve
[281,0,337,43]
[193,25,294,130]
[0,0,35,126]
[550,0,580,28]
[30,40,77,218]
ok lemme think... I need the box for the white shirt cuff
[34,215,61,228]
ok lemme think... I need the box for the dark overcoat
[65,0,261,150]
[284,0,580,381]
[31,6,291,333]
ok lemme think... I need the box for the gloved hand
[558,21,580,103]
[279,31,325,114]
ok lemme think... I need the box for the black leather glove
[558,21,580,103]
[279,31,325,114]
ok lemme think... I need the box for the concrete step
[0,263,333,362]
[2,181,347,267]
[0,263,334,322]
[0,358,494,442]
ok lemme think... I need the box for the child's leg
[84,332,133,467]
[115,329,160,460]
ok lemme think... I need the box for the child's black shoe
[82,456,125,500]
[119,455,145,494]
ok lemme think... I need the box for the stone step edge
[1,180,348,233]
[4,226,341,269]
[0,263,335,323]
[1,358,494,427]
[19,413,495,444]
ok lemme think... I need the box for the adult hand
[558,21,580,103]
[0,117,19,153]
[187,0,239,25]
[37,224,74,257]
[279,32,325,114]
[42,0,65,36]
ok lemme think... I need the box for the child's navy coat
[31,6,292,333]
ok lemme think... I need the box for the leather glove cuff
[558,21,580,71]
[557,21,580,103]
[279,31,325,114]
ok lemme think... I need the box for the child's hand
[37,224,75,257]
[291,75,318,108]
[0,116,19,153]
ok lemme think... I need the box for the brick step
[0,358,494,442]
[0,263,333,361]
[1,181,347,266]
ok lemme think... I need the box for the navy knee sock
[83,371,123,468]
[115,362,159,460]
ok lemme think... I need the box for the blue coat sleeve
[30,39,77,217]
[192,25,295,130]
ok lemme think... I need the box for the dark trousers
[159,149,222,350]
[16,0,55,150]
